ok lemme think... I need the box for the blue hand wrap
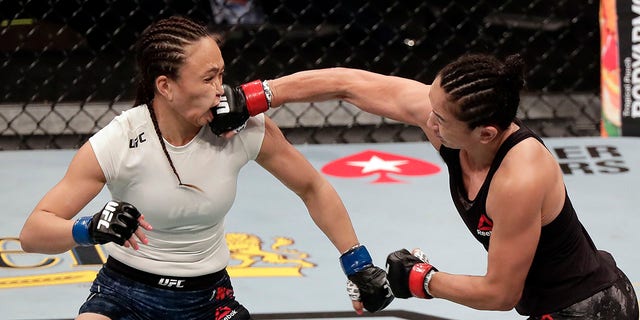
[340,245,373,276]
[72,216,94,246]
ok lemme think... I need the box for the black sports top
[438,122,619,316]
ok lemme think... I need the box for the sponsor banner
[600,0,622,136]
[602,0,640,136]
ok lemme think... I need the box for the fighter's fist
[209,80,270,135]
[340,245,394,312]
[386,248,437,299]
[347,266,394,312]
[72,200,141,246]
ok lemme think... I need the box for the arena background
[0,0,600,149]
[3,1,640,320]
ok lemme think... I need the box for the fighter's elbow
[19,230,36,253]
[490,290,522,311]
[296,176,326,202]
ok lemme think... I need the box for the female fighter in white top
[19,15,392,320]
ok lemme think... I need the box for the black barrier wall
[0,0,600,149]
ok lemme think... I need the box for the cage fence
[0,0,601,150]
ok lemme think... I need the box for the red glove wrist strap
[241,80,269,116]
[409,263,433,299]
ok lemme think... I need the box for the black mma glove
[209,80,271,135]
[386,248,438,299]
[72,200,141,246]
[340,245,394,312]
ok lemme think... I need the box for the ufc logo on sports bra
[97,201,118,230]
[158,278,185,288]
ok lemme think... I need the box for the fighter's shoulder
[244,113,265,130]
[498,138,557,186]
[508,137,554,165]
[110,105,150,131]
[90,105,151,151]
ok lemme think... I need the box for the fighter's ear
[155,75,173,101]
[476,125,499,144]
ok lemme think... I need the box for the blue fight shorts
[78,257,251,320]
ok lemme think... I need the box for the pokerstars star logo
[322,150,441,183]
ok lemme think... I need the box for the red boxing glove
[386,249,438,299]
[240,80,270,116]
[209,81,272,135]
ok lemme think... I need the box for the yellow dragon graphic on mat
[226,233,315,277]
[0,233,316,288]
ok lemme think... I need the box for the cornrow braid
[146,105,201,191]
[437,53,525,130]
[134,16,210,107]
[133,16,211,191]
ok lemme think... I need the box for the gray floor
[1,137,639,320]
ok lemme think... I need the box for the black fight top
[438,122,619,316]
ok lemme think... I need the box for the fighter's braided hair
[437,53,525,130]
[133,16,210,190]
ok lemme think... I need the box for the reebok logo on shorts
[215,306,238,320]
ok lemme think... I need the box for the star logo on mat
[322,150,441,183]
[347,155,408,173]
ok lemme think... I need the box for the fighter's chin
[203,110,214,124]
[436,136,450,147]
[197,118,213,127]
